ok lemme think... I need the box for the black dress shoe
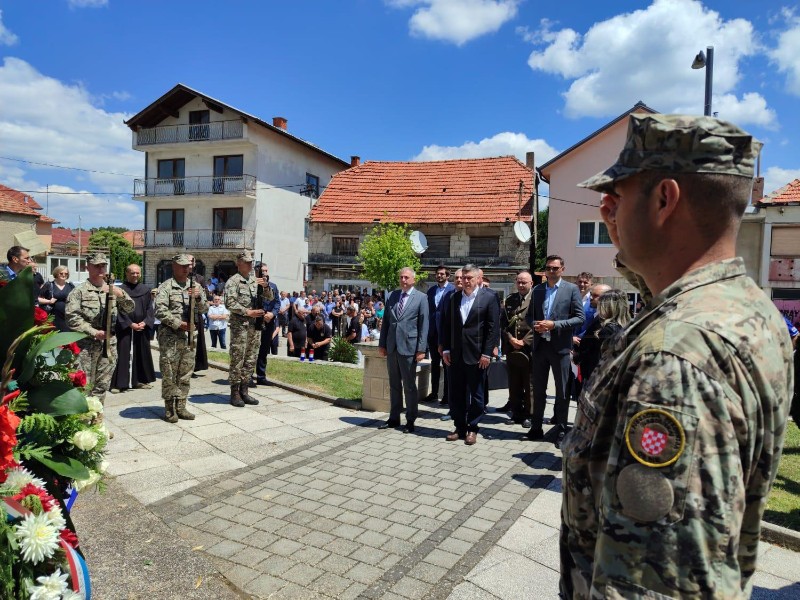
[423,393,437,403]
[554,425,570,449]
[546,416,560,426]
[439,398,449,406]
[498,403,512,413]
[378,421,400,430]
[403,423,415,434]
[256,378,269,385]
[521,428,545,441]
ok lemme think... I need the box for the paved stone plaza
[74,355,800,599]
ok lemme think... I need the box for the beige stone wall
[0,214,38,257]
[143,249,242,286]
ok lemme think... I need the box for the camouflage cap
[237,250,254,262]
[578,114,763,194]
[87,252,109,265]
[172,253,192,265]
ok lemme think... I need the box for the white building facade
[126,85,350,292]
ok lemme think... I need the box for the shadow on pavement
[340,415,382,427]
[188,393,228,405]
[118,406,165,420]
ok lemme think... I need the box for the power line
[0,156,139,178]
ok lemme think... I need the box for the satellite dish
[513,221,532,243]
[409,230,428,254]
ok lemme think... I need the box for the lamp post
[691,46,714,116]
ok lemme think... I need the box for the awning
[14,229,48,257]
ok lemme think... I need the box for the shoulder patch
[624,409,685,467]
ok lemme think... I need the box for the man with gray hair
[378,267,429,433]
[559,114,792,598]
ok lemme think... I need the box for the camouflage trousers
[229,315,260,385]
[77,337,117,405]
[158,326,196,401]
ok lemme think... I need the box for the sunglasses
[544,266,562,272]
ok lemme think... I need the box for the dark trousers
[255,319,277,379]
[429,343,449,401]
[387,352,419,425]
[210,329,227,348]
[508,361,531,422]
[449,362,486,434]
[531,344,571,428]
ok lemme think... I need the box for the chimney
[525,151,535,171]
[272,117,287,130]
[350,156,361,168]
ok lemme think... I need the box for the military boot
[230,385,245,407]
[163,398,178,423]
[175,397,195,420]
[240,383,259,406]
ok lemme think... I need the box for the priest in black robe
[111,263,156,391]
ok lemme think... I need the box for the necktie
[397,292,408,317]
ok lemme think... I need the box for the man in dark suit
[523,255,584,445]
[254,263,281,386]
[378,267,429,433]
[441,264,500,445]
[425,265,455,405]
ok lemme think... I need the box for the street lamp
[691,45,714,117]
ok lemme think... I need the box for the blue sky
[1,0,799,228]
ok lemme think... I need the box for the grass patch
[764,420,800,531]
[207,351,363,401]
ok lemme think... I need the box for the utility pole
[528,154,538,276]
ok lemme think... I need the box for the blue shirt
[543,279,561,319]
[3,264,17,280]
[785,316,799,339]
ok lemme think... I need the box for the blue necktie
[397,292,408,317]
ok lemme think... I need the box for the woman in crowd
[330,300,344,337]
[37,265,75,332]
[575,289,631,384]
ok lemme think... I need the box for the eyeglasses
[544,266,562,272]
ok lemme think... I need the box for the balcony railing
[134,120,244,146]
[142,229,255,250]
[133,175,256,198]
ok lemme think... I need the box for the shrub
[328,336,358,364]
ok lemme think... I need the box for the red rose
[69,370,87,388]
[66,342,81,355]
[33,306,49,325]
[60,527,79,548]
[0,405,20,473]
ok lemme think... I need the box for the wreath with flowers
[1,268,105,599]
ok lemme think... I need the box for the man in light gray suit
[523,254,584,446]
[378,267,429,433]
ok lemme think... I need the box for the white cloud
[769,9,800,96]
[68,0,108,8]
[763,166,800,198]
[0,57,142,228]
[412,131,558,164]
[0,10,19,46]
[389,0,519,45]
[523,0,775,127]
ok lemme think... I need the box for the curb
[761,520,800,552]
[205,358,364,412]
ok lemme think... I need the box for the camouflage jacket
[154,278,208,332]
[65,280,135,338]
[560,258,792,599]
[224,273,257,318]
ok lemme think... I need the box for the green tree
[533,207,549,271]
[357,222,423,293]
[95,226,128,234]
[87,230,141,278]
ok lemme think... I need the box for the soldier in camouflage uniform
[154,254,208,423]
[66,252,135,424]
[559,114,793,599]
[224,250,264,407]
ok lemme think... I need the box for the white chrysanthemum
[45,506,66,531]
[14,513,60,564]
[4,466,47,491]
[86,396,103,413]
[26,567,69,600]
[73,469,101,492]
[61,590,83,600]
[71,430,99,451]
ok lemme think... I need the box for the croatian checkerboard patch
[625,409,685,467]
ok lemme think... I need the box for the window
[156,209,184,247]
[469,237,499,257]
[332,236,359,256]
[213,260,237,282]
[577,221,612,246]
[189,110,210,141]
[305,173,320,197]
[213,208,243,230]
[157,158,185,195]
[156,209,184,231]
[213,155,244,193]
[157,260,173,284]
[426,235,450,257]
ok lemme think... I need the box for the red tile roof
[122,230,144,248]
[757,179,800,206]
[51,227,91,251]
[0,183,47,220]
[310,156,534,223]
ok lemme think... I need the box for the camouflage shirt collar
[651,257,746,307]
